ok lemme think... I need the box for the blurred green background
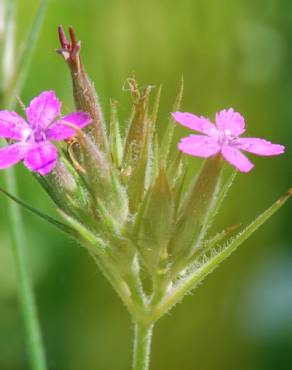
[0,0,292,369]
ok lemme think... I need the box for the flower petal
[0,110,31,140]
[24,141,58,175]
[216,108,245,136]
[26,90,61,128]
[0,142,28,169]
[178,135,220,158]
[172,112,216,136]
[234,137,285,156]
[46,112,92,141]
[221,146,254,172]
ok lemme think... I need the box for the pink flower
[0,90,91,175]
[172,108,285,172]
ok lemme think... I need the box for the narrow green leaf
[160,77,183,163]
[154,188,292,321]
[173,167,188,220]
[167,151,184,188]
[187,224,240,266]
[150,134,160,184]
[0,187,76,237]
[109,99,123,168]
[146,85,162,187]
[59,210,106,256]
[150,84,162,130]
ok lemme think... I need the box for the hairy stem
[132,323,153,370]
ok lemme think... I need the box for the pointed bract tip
[276,188,292,205]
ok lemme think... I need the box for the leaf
[173,167,188,220]
[150,84,162,132]
[59,210,107,256]
[154,188,292,321]
[187,224,240,265]
[167,151,184,188]
[150,134,160,184]
[109,99,123,168]
[0,187,77,237]
[160,77,183,163]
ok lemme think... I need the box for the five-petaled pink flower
[0,90,91,175]
[172,108,285,172]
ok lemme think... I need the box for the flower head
[0,90,91,175]
[172,108,285,172]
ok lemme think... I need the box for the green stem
[5,168,47,370]
[132,323,153,370]
[0,1,49,368]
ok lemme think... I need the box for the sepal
[57,26,108,151]
[123,78,152,177]
[160,78,184,164]
[136,165,174,272]
[169,156,224,260]
[68,128,129,226]
[109,100,123,168]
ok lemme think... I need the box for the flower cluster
[0,29,289,369]
[0,25,290,370]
